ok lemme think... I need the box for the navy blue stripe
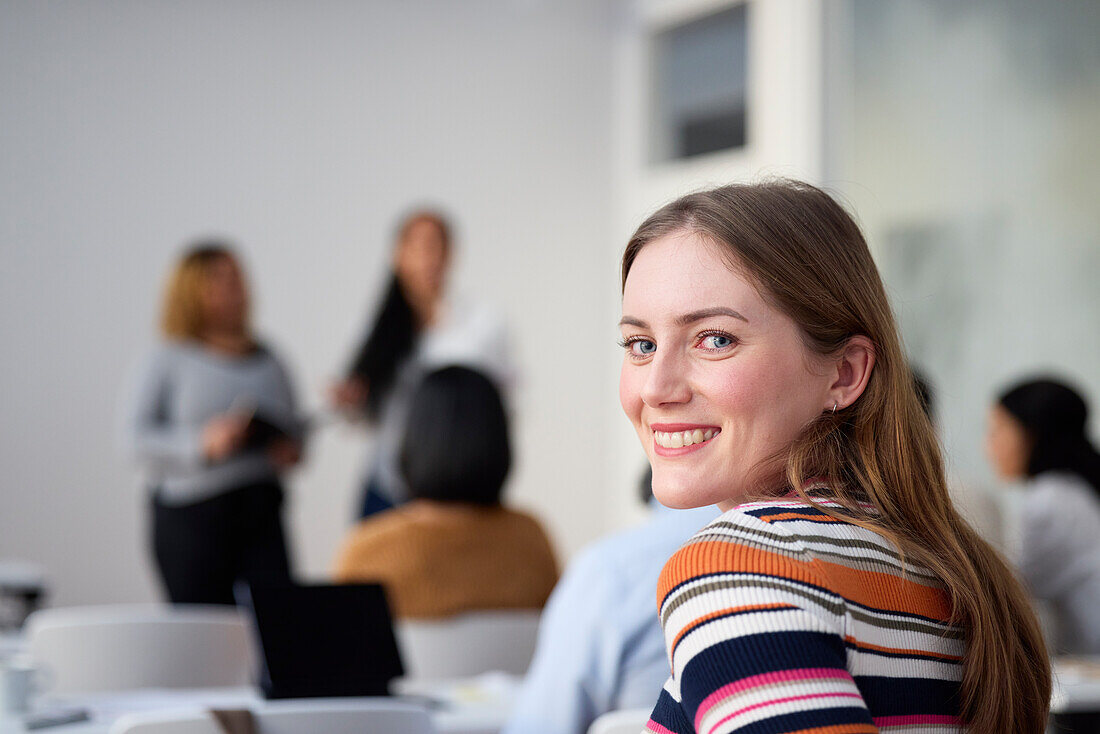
[755,516,847,526]
[679,632,849,723]
[854,675,961,718]
[743,506,832,520]
[648,688,693,732]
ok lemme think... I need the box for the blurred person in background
[987,377,1100,654]
[120,243,302,605]
[333,366,556,619]
[330,209,513,518]
[502,469,717,734]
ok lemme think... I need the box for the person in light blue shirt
[502,474,717,734]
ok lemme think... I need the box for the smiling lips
[651,424,721,454]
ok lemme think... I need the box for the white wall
[0,0,616,605]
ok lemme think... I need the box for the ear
[826,335,875,411]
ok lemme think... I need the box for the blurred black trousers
[151,479,291,605]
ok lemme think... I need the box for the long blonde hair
[622,180,1050,734]
[160,243,247,341]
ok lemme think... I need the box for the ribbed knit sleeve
[646,508,876,734]
[645,498,967,734]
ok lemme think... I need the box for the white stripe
[671,607,840,680]
[846,649,964,682]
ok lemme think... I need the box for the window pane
[652,4,748,162]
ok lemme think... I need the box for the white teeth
[653,429,720,448]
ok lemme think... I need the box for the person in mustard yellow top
[333,366,557,619]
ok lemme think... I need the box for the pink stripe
[702,692,864,734]
[696,668,854,721]
[874,714,963,726]
[645,720,677,734]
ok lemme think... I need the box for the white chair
[395,609,541,679]
[25,604,254,694]
[587,708,652,734]
[109,699,435,734]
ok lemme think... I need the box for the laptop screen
[244,582,404,699]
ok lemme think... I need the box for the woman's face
[985,405,1032,480]
[619,231,835,511]
[201,255,248,333]
[395,219,449,304]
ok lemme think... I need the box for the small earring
[832,402,838,414]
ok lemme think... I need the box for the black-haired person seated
[986,376,1100,654]
[333,366,558,619]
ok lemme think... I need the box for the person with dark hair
[120,243,301,605]
[330,210,513,518]
[986,376,1100,654]
[332,366,556,619]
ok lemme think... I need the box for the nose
[640,349,692,408]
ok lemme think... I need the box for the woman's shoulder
[658,497,899,601]
[691,497,855,547]
[145,339,197,360]
[1030,470,1096,497]
[149,338,284,368]
[659,501,827,596]
[1026,471,1100,520]
[496,505,550,531]
[337,509,421,559]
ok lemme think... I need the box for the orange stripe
[844,636,962,662]
[814,559,952,620]
[657,540,823,602]
[670,603,794,653]
[657,540,952,622]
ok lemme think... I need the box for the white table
[0,673,519,734]
[1051,657,1100,714]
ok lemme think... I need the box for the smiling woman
[619,181,1050,734]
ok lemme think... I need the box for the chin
[651,475,717,510]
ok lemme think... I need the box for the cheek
[1010,435,1031,471]
[707,355,821,441]
[708,359,789,421]
[619,363,643,422]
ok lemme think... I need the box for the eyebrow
[618,307,749,329]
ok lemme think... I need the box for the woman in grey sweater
[121,243,302,605]
[987,377,1100,654]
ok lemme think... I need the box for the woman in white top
[986,377,1100,654]
[331,210,512,517]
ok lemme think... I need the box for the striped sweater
[646,498,965,734]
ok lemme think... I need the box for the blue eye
[619,337,656,359]
[700,333,735,350]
